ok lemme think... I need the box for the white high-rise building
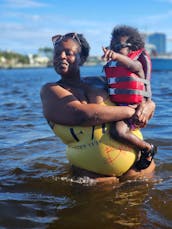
[147,33,166,55]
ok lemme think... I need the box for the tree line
[0,47,104,68]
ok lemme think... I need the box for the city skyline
[1,0,172,56]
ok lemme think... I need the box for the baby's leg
[110,121,157,171]
[109,120,151,151]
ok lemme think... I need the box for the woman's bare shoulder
[40,82,68,101]
[41,81,64,93]
[41,82,58,91]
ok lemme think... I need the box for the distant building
[28,54,50,66]
[147,33,166,55]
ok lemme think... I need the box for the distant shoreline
[1,56,172,70]
[0,62,105,70]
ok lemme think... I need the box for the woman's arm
[40,83,135,126]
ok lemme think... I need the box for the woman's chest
[69,87,88,103]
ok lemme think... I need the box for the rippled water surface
[0,67,172,228]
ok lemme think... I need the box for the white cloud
[145,10,172,23]
[157,0,172,3]
[1,0,48,8]
[1,0,172,54]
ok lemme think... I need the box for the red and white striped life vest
[104,49,151,104]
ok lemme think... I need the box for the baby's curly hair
[110,25,145,51]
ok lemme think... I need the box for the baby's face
[111,36,131,55]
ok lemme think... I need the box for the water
[0,66,172,229]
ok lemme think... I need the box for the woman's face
[53,38,81,75]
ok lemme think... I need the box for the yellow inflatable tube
[52,123,142,177]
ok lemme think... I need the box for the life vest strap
[109,88,151,98]
[108,76,150,85]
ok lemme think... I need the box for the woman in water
[40,32,156,184]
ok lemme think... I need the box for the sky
[1,0,172,56]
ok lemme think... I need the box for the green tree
[38,47,53,60]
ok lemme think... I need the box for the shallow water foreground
[0,67,172,228]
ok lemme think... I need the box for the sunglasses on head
[52,33,81,47]
[112,42,132,52]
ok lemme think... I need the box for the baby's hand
[102,47,117,62]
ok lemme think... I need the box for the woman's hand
[133,100,156,128]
